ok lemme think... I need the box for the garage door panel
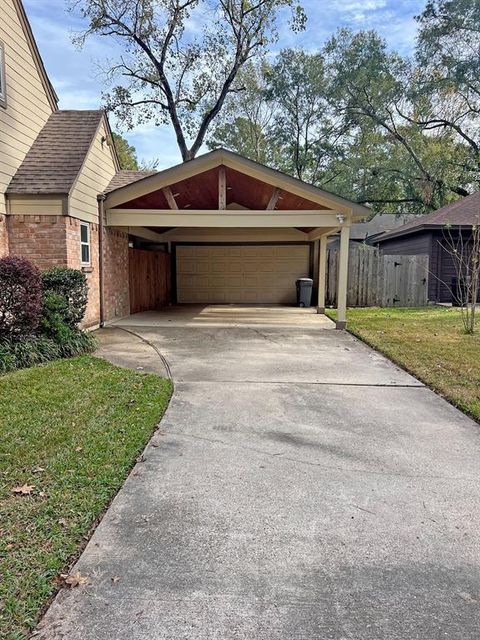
[176,245,310,304]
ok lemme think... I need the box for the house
[328,213,418,251]
[349,213,418,244]
[375,193,480,303]
[0,0,369,330]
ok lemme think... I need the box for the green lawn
[0,356,172,640]
[327,306,480,421]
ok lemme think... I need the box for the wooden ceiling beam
[218,166,227,210]
[162,186,178,210]
[266,187,281,210]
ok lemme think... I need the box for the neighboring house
[349,213,418,244]
[328,213,418,251]
[0,0,370,329]
[376,193,480,303]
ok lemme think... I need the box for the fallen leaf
[12,484,34,495]
[136,454,146,463]
[62,571,89,588]
[32,467,45,474]
[75,446,83,453]
[39,491,48,498]
[6,543,14,550]
[58,518,69,528]
[111,576,120,583]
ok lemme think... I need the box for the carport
[102,149,369,329]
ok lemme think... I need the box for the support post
[317,235,327,314]
[336,223,350,329]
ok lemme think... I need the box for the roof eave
[13,0,58,111]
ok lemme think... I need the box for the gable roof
[13,0,58,111]
[7,110,107,195]
[377,192,480,242]
[104,148,371,219]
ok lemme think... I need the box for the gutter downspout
[97,194,106,327]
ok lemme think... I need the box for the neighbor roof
[350,213,418,241]
[7,111,105,195]
[377,192,480,242]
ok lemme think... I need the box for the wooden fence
[129,248,171,314]
[326,243,429,307]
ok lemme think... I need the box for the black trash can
[296,278,313,307]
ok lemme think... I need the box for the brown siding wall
[103,227,130,321]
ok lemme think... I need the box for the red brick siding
[103,226,130,321]
[65,217,100,328]
[0,215,9,257]
[7,215,68,267]
[5,215,130,326]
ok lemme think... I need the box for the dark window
[80,222,90,265]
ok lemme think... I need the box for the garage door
[176,244,311,304]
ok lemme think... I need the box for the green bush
[40,290,71,340]
[41,267,88,327]
[0,263,96,374]
[0,331,95,374]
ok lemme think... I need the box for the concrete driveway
[38,308,480,639]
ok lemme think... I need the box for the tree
[207,62,275,164]
[72,0,306,162]
[324,29,473,207]
[414,0,480,163]
[264,49,339,184]
[442,221,480,334]
[113,132,139,170]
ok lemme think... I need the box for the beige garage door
[176,244,311,304]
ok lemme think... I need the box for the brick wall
[5,215,130,326]
[0,215,9,257]
[7,215,68,267]
[65,217,100,328]
[103,226,130,321]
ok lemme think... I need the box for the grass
[326,306,480,421]
[0,356,172,640]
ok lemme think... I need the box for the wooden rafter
[218,166,227,210]
[266,187,281,210]
[162,186,178,210]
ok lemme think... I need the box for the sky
[23,0,426,169]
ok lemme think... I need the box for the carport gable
[103,148,367,234]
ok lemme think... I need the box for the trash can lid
[296,278,313,283]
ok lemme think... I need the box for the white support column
[317,235,328,314]
[336,223,350,329]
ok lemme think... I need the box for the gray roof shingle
[377,192,480,242]
[7,110,104,195]
[105,170,157,193]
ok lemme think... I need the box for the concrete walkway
[37,311,480,639]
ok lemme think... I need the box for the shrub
[0,256,42,339]
[40,290,71,340]
[0,331,95,374]
[41,267,88,327]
